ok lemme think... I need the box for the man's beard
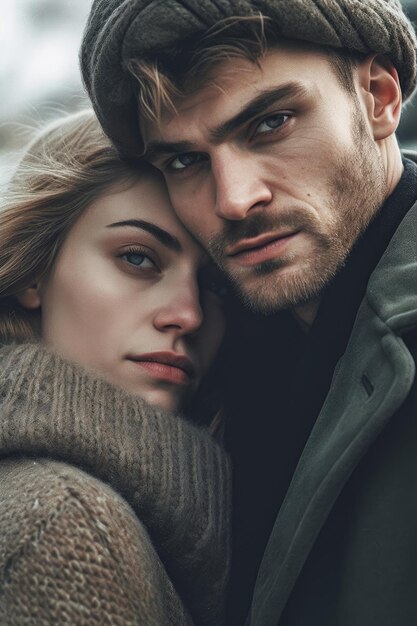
[207,109,387,315]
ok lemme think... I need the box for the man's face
[143,46,387,314]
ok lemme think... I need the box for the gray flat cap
[80,0,417,157]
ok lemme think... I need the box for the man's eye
[254,114,289,136]
[169,153,206,171]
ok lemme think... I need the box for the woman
[0,110,231,625]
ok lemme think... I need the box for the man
[81,2,417,624]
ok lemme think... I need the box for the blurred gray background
[0,0,416,186]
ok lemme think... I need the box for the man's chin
[229,262,334,315]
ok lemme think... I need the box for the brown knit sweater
[0,343,231,625]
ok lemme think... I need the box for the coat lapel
[248,198,417,626]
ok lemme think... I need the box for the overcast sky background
[0,0,90,184]
[1,0,416,186]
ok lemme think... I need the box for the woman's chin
[44,347,188,413]
[125,384,185,413]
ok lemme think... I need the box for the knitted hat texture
[80,0,417,157]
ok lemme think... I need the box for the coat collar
[249,195,417,625]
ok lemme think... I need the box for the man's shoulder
[366,188,417,332]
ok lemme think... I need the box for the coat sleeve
[0,457,193,626]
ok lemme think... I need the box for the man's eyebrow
[144,140,197,163]
[143,82,309,161]
[106,219,181,252]
[210,82,309,142]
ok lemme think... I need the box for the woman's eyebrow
[107,219,181,251]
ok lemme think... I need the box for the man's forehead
[141,47,331,147]
[141,54,337,157]
[142,90,222,146]
[142,57,262,137]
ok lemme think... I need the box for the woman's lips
[127,352,196,385]
[226,231,299,267]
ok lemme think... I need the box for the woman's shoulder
[0,454,133,506]
[0,456,192,625]
[0,455,141,556]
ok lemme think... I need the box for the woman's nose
[152,284,204,337]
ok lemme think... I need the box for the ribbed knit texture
[80,0,417,157]
[0,343,231,625]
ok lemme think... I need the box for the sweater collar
[0,342,231,626]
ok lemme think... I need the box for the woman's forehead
[69,177,207,261]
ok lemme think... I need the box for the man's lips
[225,231,299,266]
[126,351,196,384]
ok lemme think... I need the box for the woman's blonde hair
[0,109,139,343]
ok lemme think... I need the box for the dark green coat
[247,162,417,625]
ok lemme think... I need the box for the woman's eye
[169,153,206,171]
[254,114,289,136]
[120,250,156,269]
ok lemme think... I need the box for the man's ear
[357,54,402,141]
[16,285,41,310]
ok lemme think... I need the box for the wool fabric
[0,343,231,625]
[80,0,417,157]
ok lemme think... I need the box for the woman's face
[36,173,225,412]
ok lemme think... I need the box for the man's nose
[212,148,272,220]
[152,282,203,337]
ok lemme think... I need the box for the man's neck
[379,136,404,198]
